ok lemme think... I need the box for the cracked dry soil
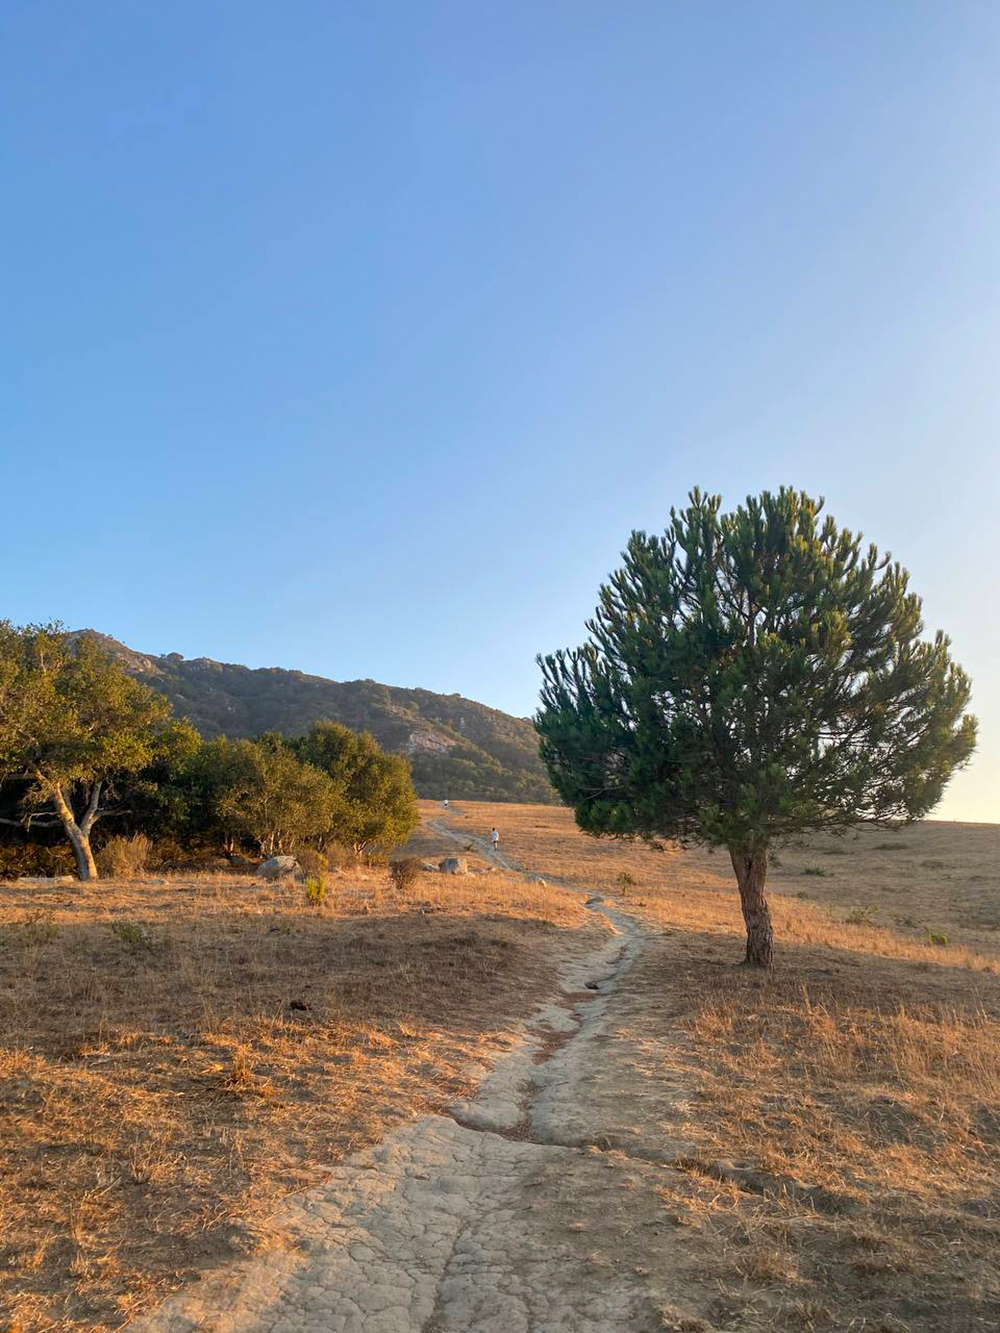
[136,851,710,1333]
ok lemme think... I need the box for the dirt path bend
[137,832,703,1333]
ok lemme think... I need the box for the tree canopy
[294,720,418,853]
[185,735,340,857]
[536,489,977,966]
[0,631,423,878]
[0,623,187,879]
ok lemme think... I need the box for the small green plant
[388,858,421,894]
[845,905,879,927]
[924,928,950,947]
[616,871,636,894]
[304,876,327,906]
[892,913,920,929]
[110,920,155,952]
[802,866,829,877]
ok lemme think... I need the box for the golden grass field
[2,802,999,1332]
[420,801,1000,1331]
[0,859,600,1332]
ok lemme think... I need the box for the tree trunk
[47,780,99,881]
[729,848,773,967]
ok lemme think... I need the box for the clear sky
[2,2,997,821]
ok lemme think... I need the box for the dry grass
[427,801,1000,972]
[425,801,1000,1331]
[0,863,597,1332]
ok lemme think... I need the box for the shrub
[98,834,152,880]
[296,847,328,879]
[802,865,828,877]
[845,905,879,927]
[388,858,421,894]
[616,871,636,893]
[304,876,327,907]
[323,843,358,871]
[0,842,74,880]
[110,920,155,952]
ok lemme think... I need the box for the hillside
[78,632,555,803]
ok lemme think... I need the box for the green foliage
[294,720,418,853]
[536,488,977,963]
[304,876,327,906]
[616,871,636,893]
[82,631,556,803]
[537,490,976,849]
[0,624,185,879]
[109,920,156,952]
[801,865,828,877]
[184,736,339,857]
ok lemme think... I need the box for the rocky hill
[79,632,555,803]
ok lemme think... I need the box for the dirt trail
[136,819,704,1333]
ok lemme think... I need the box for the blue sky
[2,2,997,821]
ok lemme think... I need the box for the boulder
[257,855,301,882]
[439,856,469,875]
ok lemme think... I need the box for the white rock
[258,855,301,881]
[438,856,468,875]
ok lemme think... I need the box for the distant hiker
[490,827,500,853]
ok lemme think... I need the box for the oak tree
[0,624,181,880]
[294,720,418,854]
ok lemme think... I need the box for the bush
[304,876,327,907]
[0,842,74,880]
[324,843,359,871]
[109,920,156,952]
[845,904,879,927]
[296,847,328,879]
[388,858,421,894]
[97,834,152,880]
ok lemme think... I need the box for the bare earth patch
[0,864,598,1331]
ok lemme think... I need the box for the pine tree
[535,489,977,967]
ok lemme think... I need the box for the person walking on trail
[490,827,500,854]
